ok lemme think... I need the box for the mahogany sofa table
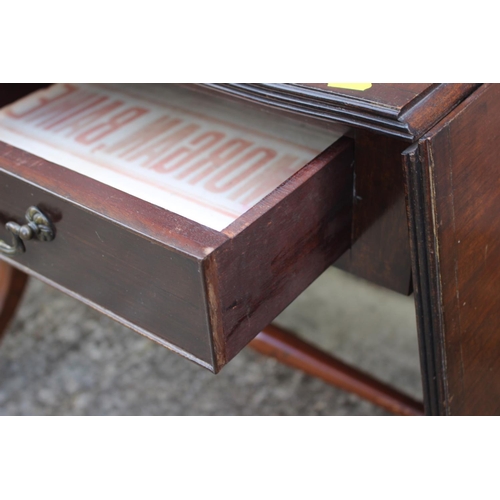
[0,83,498,416]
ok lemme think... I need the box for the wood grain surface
[199,84,480,140]
[251,323,424,416]
[0,159,218,366]
[0,261,28,343]
[206,139,354,369]
[0,132,354,372]
[336,131,412,294]
[404,83,500,415]
[297,83,433,111]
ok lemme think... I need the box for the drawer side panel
[209,139,354,368]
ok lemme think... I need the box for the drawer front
[0,134,353,372]
[0,167,218,367]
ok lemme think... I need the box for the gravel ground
[0,267,422,415]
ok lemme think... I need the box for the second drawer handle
[0,207,55,256]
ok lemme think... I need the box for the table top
[284,83,434,111]
[197,83,481,141]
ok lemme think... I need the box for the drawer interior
[0,84,354,371]
[0,84,344,231]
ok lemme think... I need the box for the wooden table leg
[250,324,424,416]
[0,260,29,344]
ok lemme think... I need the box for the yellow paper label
[327,83,372,91]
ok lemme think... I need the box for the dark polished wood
[250,324,424,416]
[0,260,28,343]
[404,83,500,415]
[299,83,433,110]
[198,84,480,140]
[192,84,480,295]
[4,83,500,416]
[336,131,412,294]
[0,152,219,366]
[206,139,354,368]
[0,84,49,109]
[0,130,354,372]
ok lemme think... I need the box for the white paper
[0,84,342,231]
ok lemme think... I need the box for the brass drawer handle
[0,206,55,256]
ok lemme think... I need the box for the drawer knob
[0,207,55,256]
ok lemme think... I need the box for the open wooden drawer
[0,84,354,372]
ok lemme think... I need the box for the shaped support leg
[250,324,424,416]
[0,260,28,344]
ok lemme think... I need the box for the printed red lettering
[74,107,148,145]
[50,101,125,137]
[40,96,111,131]
[175,139,252,184]
[6,84,77,119]
[150,131,225,173]
[124,124,199,166]
[228,155,301,205]
[204,147,276,193]
[103,116,182,157]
